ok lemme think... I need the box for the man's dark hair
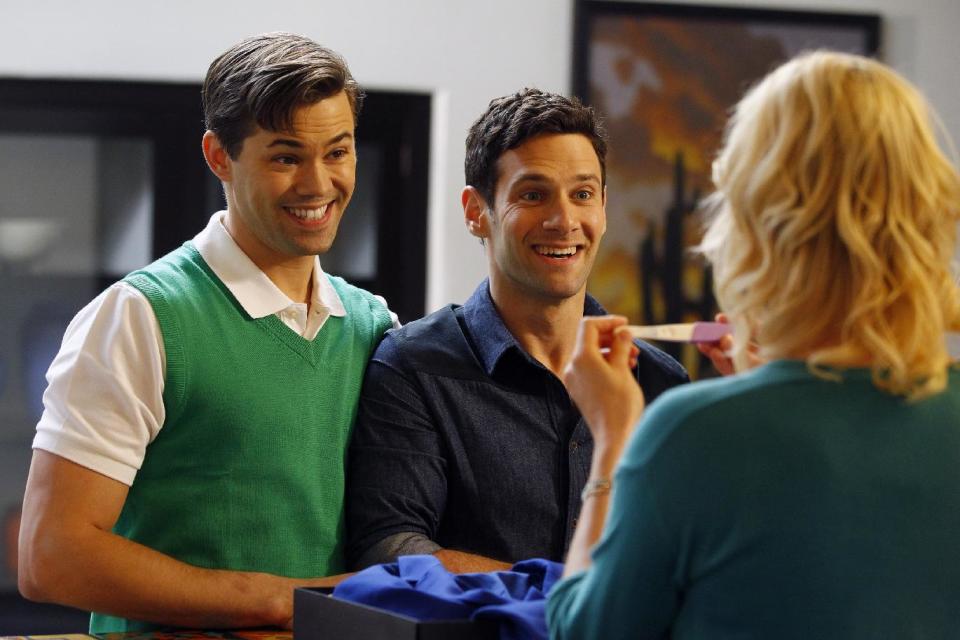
[203,32,364,158]
[464,88,608,206]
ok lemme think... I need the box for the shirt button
[569,441,579,451]
[572,517,579,527]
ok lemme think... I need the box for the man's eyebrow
[573,173,602,184]
[266,137,304,149]
[266,131,354,149]
[511,172,602,185]
[327,131,354,145]
[511,173,552,185]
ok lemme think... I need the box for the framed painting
[573,1,880,376]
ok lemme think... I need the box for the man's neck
[222,212,315,305]
[489,281,587,378]
[261,259,315,306]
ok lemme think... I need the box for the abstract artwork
[574,1,879,375]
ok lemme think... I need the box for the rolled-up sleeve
[33,282,165,486]
[346,335,449,569]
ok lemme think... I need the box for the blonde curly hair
[700,51,960,399]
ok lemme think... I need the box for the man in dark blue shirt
[347,89,687,572]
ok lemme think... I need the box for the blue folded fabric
[332,554,564,640]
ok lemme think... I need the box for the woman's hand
[696,313,764,375]
[560,316,645,577]
[563,316,645,456]
[696,312,737,376]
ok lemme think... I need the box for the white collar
[191,212,346,320]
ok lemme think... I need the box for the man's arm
[355,532,510,575]
[19,450,342,629]
[21,285,343,628]
[346,339,512,574]
[433,549,511,573]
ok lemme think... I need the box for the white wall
[4,0,958,311]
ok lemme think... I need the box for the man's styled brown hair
[202,32,363,158]
[464,88,608,206]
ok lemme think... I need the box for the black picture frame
[572,1,880,375]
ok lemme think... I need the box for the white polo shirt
[33,211,395,485]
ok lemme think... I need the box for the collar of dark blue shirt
[460,278,607,378]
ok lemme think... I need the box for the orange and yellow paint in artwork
[585,14,795,378]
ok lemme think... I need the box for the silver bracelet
[580,477,612,501]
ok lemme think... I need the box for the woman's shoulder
[646,361,809,420]
[623,361,822,466]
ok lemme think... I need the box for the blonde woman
[548,51,960,639]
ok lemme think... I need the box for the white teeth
[287,204,329,220]
[535,246,578,257]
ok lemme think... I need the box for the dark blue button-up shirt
[346,280,688,567]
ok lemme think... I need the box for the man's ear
[600,184,608,235]
[462,186,490,239]
[202,131,232,182]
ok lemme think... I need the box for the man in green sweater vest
[18,33,394,631]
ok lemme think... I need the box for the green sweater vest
[90,243,392,633]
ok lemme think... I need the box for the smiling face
[203,91,357,268]
[465,133,606,306]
